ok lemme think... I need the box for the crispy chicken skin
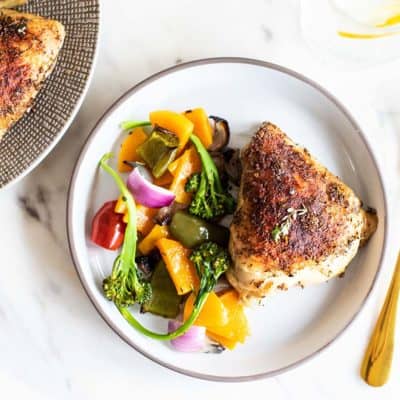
[227,122,377,301]
[0,9,65,139]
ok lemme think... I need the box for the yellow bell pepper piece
[183,291,229,330]
[206,290,249,346]
[167,156,180,175]
[156,238,198,295]
[114,195,127,214]
[206,332,238,350]
[138,224,169,255]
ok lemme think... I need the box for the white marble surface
[1,0,400,398]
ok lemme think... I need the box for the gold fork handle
[361,251,400,386]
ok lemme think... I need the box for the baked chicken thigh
[0,9,65,139]
[227,122,377,301]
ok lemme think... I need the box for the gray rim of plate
[0,0,100,189]
[67,57,388,382]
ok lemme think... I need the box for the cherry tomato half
[91,201,126,250]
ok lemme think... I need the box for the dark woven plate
[0,0,100,188]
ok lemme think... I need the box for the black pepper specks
[0,14,27,39]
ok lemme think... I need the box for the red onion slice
[127,166,175,208]
[168,320,206,352]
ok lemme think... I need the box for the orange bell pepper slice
[169,147,201,204]
[183,108,213,149]
[117,127,148,172]
[156,238,199,295]
[115,197,157,235]
[149,110,194,153]
[153,171,174,187]
[134,205,157,235]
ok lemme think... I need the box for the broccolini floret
[99,154,231,341]
[185,172,201,194]
[190,241,231,297]
[185,134,236,220]
[100,154,152,307]
[103,255,152,307]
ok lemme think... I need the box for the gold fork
[361,252,400,386]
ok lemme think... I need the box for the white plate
[67,58,387,381]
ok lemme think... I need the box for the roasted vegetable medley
[91,108,249,351]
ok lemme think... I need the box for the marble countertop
[1,0,400,398]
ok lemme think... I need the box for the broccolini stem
[120,120,152,131]
[99,153,138,272]
[117,292,209,340]
[189,134,222,191]
[100,153,213,340]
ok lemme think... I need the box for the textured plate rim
[66,57,388,382]
[2,0,102,191]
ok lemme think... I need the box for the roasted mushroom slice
[210,151,225,176]
[222,148,242,186]
[208,116,230,151]
[209,148,241,187]
[153,201,187,226]
[135,250,161,279]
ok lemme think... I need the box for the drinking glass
[300,0,400,67]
